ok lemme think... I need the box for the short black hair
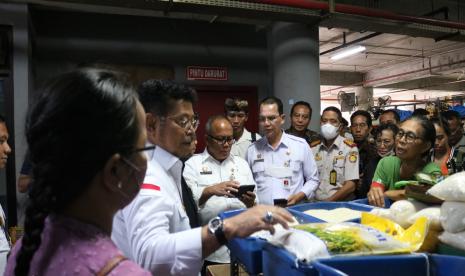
[442,110,461,121]
[138,79,197,117]
[322,106,343,123]
[412,108,429,117]
[224,98,249,113]
[380,109,400,123]
[260,96,284,115]
[431,116,451,137]
[290,101,312,118]
[0,115,5,124]
[350,110,372,127]
[374,123,399,139]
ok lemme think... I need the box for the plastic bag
[439,231,465,251]
[388,199,428,228]
[407,206,442,231]
[427,171,465,201]
[440,201,465,233]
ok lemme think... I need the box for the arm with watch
[201,205,293,258]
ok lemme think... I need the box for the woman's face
[434,123,449,153]
[395,119,430,161]
[376,129,395,157]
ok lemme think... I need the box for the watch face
[211,219,221,229]
[209,217,223,233]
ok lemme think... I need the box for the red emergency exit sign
[187,66,228,81]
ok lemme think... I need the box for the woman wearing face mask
[312,106,360,202]
[367,116,441,207]
[430,117,453,175]
[375,123,398,158]
[5,69,151,275]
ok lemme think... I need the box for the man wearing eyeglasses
[112,80,294,276]
[183,115,256,270]
[247,97,319,206]
[285,101,321,146]
[224,98,260,160]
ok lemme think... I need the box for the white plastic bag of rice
[427,171,465,201]
[439,231,465,251]
[388,199,428,228]
[440,201,465,233]
[407,206,442,231]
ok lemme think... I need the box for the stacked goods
[267,213,428,262]
[369,199,442,252]
[427,172,465,251]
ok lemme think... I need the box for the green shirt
[372,156,441,190]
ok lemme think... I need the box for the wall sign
[187,66,228,81]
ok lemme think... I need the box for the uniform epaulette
[310,140,321,147]
[343,139,357,148]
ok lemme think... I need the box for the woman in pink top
[6,68,151,275]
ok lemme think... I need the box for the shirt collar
[236,128,252,143]
[153,146,183,173]
[265,130,289,150]
[201,148,234,165]
[321,135,344,150]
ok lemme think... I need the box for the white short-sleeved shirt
[183,150,255,263]
[230,128,260,160]
[246,131,320,205]
[112,146,202,276]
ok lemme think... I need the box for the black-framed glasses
[208,135,235,145]
[396,130,421,144]
[163,114,200,131]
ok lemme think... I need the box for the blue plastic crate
[288,202,373,223]
[263,243,465,276]
[219,208,323,275]
[351,197,392,208]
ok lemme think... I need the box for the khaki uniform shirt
[312,135,359,201]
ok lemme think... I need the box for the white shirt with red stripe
[112,146,202,276]
[183,149,256,263]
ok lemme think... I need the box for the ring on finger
[264,211,273,224]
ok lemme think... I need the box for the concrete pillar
[355,86,374,111]
[269,22,320,131]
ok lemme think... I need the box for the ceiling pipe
[321,58,465,94]
[245,0,465,30]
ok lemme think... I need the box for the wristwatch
[207,216,228,245]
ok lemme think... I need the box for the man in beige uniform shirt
[311,106,359,201]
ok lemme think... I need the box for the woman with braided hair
[5,68,150,275]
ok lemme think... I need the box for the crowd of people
[2,67,465,275]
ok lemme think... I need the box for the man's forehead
[260,103,279,114]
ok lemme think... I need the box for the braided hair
[14,68,139,276]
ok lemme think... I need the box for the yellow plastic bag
[360,212,429,252]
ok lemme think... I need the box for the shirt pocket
[289,160,303,186]
[251,161,266,190]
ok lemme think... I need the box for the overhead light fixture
[330,45,366,61]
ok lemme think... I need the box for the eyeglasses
[163,114,199,131]
[396,130,421,144]
[208,135,235,145]
[375,139,393,146]
[226,111,247,119]
[259,115,280,123]
[129,145,156,154]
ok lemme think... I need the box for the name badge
[283,178,291,190]
[254,158,264,162]
[200,171,212,175]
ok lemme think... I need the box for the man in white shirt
[225,98,260,159]
[0,115,11,275]
[247,97,320,206]
[184,115,256,267]
[112,80,293,276]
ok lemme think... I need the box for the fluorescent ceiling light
[330,45,366,61]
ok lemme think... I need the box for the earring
[117,181,123,189]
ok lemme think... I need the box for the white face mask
[321,123,339,140]
[378,149,394,158]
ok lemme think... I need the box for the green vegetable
[295,225,362,253]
